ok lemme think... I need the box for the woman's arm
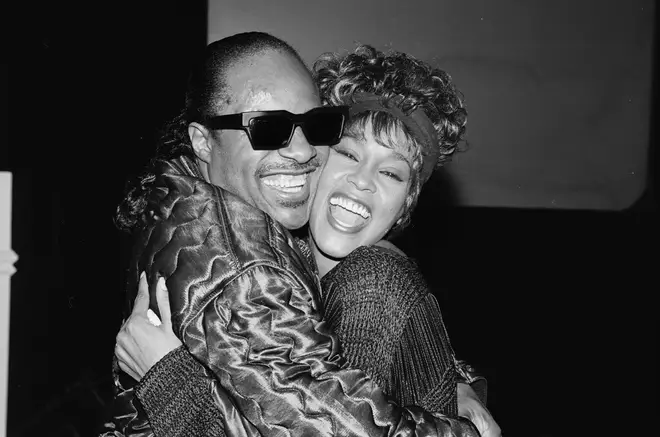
[134,346,227,437]
[392,292,459,416]
[374,241,500,437]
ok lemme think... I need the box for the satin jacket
[99,157,480,437]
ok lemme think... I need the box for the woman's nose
[347,165,376,193]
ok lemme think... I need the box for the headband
[345,92,441,185]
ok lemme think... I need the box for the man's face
[195,50,329,230]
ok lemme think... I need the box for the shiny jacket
[99,157,480,437]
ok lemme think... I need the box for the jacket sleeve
[183,263,481,437]
[96,285,260,437]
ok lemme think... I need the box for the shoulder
[374,239,407,257]
[151,167,307,271]
[138,171,315,319]
[325,245,430,302]
[340,245,420,276]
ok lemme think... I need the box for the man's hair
[115,32,306,232]
[313,44,467,235]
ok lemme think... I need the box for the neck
[309,234,341,279]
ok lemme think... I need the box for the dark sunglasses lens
[249,116,294,150]
[304,112,345,146]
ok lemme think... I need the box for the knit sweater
[319,245,458,415]
[135,244,459,435]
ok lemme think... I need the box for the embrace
[99,32,501,437]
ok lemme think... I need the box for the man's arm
[100,279,261,437]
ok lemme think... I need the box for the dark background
[2,1,657,436]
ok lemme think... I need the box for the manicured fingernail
[147,309,162,326]
[158,277,166,290]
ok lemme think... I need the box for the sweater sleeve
[321,245,459,417]
[135,345,227,437]
[391,293,458,417]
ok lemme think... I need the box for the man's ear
[188,122,213,164]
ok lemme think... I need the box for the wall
[209,0,655,210]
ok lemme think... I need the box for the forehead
[224,50,320,114]
[345,119,414,164]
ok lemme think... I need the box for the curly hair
[313,44,467,234]
[114,32,307,233]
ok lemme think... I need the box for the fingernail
[158,277,166,290]
[147,309,162,326]
[140,272,146,281]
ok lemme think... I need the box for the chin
[274,207,311,231]
[317,235,361,260]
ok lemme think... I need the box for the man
[101,32,499,437]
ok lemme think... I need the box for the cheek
[316,145,330,166]
[317,155,344,189]
[225,134,272,173]
[380,189,408,226]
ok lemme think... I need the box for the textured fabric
[135,346,227,437]
[319,245,458,416]
[99,156,480,437]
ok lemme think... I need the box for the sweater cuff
[135,345,193,411]
[135,345,226,437]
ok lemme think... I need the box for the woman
[113,44,496,436]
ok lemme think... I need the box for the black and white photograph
[1,1,657,436]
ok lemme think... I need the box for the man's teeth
[329,196,371,219]
[262,174,308,192]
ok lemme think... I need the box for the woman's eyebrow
[390,150,411,165]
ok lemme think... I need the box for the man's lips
[261,173,308,193]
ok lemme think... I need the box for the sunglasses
[205,106,349,151]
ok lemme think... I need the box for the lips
[262,173,308,193]
[327,193,371,233]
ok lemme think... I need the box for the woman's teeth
[329,196,371,219]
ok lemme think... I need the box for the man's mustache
[258,156,323,175]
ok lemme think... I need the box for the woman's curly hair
[313,44,467,234]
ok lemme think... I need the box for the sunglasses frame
[205,106,350,150]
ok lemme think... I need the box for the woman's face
[309,120,413,259]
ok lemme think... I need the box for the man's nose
[278,127,316,163]
[347,165,377,193]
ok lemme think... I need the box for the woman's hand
[115,272,183,381]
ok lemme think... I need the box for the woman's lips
[327,203,369,233]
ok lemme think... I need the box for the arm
[106,274,260,437]
[374,240,499,437]
[135,346,227,437]
[392,294,499,437]
[116,272,477,437]
[107,170,478,436]
[188,263,480,437]
[392,293,459,416]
